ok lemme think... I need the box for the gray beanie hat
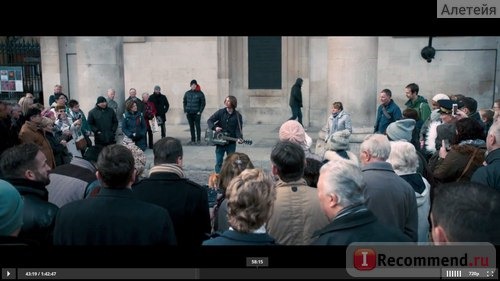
[0,179,24,236]
[386,119,416,142]
[327,129,351,151]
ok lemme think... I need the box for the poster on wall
[0,66,23,92]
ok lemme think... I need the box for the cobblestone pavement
[184,170,212,186]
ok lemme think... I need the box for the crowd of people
[0,80,499,246]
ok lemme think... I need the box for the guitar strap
[236,110,242,137]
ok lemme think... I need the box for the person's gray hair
[387,141,419,174]
[319,159,366,207]
[489,119,500,143]
[360,134,391,160]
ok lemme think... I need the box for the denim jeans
[215,143,236,173]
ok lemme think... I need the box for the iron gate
[0,36,43,102]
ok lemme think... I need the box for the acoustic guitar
[205,129,253,145]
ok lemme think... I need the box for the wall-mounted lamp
[421,37,436,63]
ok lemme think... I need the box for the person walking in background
[207,96,244,173]
[289,78,303,126]
[149,85,169,139]
[374,89,402,134]
[183,79,206,145]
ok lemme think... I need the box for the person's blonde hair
[226,168,276,233]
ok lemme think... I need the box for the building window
[248,36,281,89]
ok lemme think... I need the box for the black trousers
[186,113,201,142]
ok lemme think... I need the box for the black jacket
[87,105,118,145]
[207,108,243,143]
[289,79,303,108]
[149,92,170,117]
[53,188,176,245]
[183,89,206,114]
[471,148,500,191]
[5,178,58,245]
[203,230,276,245]
[312,204,412,245]
[133,172,211,246]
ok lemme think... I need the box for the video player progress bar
[14,268,351,279]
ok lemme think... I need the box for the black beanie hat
[190,79,197,86]
[96,96,107,104]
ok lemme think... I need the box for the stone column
[74,37,124,117]
[217,37,230,105]
[40,37,61,106]
[328,37,378,131]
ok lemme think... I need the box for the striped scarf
[148,163,185,178]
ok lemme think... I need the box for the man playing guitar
[207,96,244,173]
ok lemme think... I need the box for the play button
[1,268,16,279]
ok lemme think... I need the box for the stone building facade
[40,36,499,134]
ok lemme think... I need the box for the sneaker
[196,141,202,146]
[187,141,195,145]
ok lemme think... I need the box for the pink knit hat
[279,120,306,146]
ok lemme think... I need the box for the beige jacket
[267,179,329,245]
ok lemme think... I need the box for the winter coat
[312,204,411,245]
[87,105,118,145]
[53,188,176,245]
[361,161,418,242]
[374,99,402,134]
[266,179,329,245]
[183,89,206,114]
[6,178,58,245]
[19,121,56,169]
[320,111,352,141]
[432,140,486,184]
[471,148,500,190]
[405,95,431,122]
[132,172,211,246]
